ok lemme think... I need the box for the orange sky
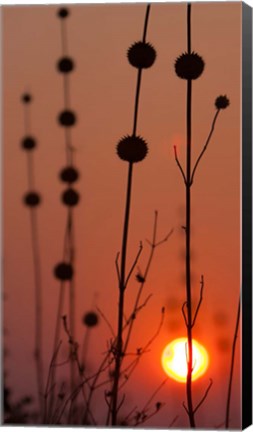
[3,2,241,428]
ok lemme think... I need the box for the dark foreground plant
[47,7,80,421]
[21,93,44,418]
[110,3,156,425]
[173,3,229,427]
[225,298,240,428]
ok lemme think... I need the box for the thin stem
[142,4,151,43]
[191,110,220,185]
[111,162,133,425]
[193,379,213,414]
[174,145,187,184]
[111,5,152,424]
[30,209,44,417]
[187,2,191,53]
[132,69,142,136]
[192,275,204,327]
[22,98,44,419]
[185,3,195,427]
[225,299,241,428]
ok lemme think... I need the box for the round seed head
[116,135,148,163]
[57,57,75,74]
[24,192,41,207]
[175,52,205,80]
[21,136,37,151]
[82,311,99,328]
[60,166,79,183]
[58,8,69,18]
[54,262,73,280]
[21,93,32,104]
[58,110,76,127]
[127,41,156,69]
[62,188,80,207]
[215,95,230,110]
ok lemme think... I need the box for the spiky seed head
[116,135,148,163]
[215,95,230,110]
[22,136,37,151]
[57,57,75,74]
[82,311,99,328]
[22,93,32,104]
[60,166,79,183]
[175,52,205,80]
[127,41,156,69]
[24,192,41,207]
[54,262,73,280]
[58,110,76,127]
[62,188,80,206]
[58,8,69,19]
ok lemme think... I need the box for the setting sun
[161,338,209,382]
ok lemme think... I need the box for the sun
[161,338,209,382]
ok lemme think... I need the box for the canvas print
[2,1,250,429]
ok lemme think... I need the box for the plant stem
[111,5,151,424]
[185,3,195,427]
[225,298,240,428]
[30,208,44,417]
[23,102,44,419]
[111,162,133,425]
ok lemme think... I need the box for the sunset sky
[3,1,241,427]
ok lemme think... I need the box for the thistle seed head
[116,135,148,163]
[127,41,156,69]
[175,52,205,80]
[215,95,230,110]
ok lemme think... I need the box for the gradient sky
[3,1,241,428]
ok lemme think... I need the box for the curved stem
[191,110,220,185]
[225,299,241,428]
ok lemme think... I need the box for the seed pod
[54,262,73,280]
[60,166,79,183]
[175,52,204,80]
[58,8,69,19]
[82,311,99,328]
[57,57,75,74]
[116,135,148,163]
[215,95,230,110]
[21,93,32,104]
[127,41,156,69]
[24,192,41,207]
[21,136,37,151]
[58,110,76,127]
[62,188,80,207]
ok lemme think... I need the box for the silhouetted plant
[49,6,80,420]
[172,3,229,427]
[225,299,240,428]
[109,3,156,425]
[20,92,44,418]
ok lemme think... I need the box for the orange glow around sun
[161,338,209,382]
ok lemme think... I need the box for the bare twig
[182,301,188,326]
[174,145,187,184]
[193,379,213,414]
[97,307,116,338]
[43,341,62,423]
[190,110,220,185]
[125,241,143,288]
[123,211,172,354]
[115,252,120,283]
[183,401,189,415]
[225,299,241,428]
[192,275,204,327]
